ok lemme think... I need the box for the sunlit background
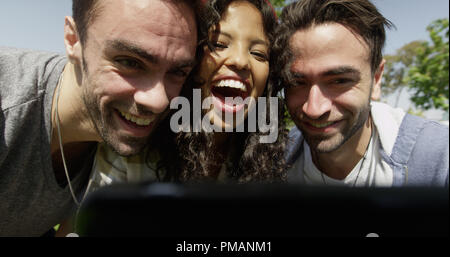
[1,0,448,121]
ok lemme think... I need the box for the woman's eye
[251,51,268,61]
[212,42,227,49]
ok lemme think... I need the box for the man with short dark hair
[0,0,202,236]
[275,0,449,187]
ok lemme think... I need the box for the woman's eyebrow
[212,31,268,47]
[250,38,269,47]
[211,30,232,39]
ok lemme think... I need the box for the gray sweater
[0,47,93,236]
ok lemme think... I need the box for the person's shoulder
[401,114,449,186]
[403,113,449,136]
[287,126,303,147]
[399,114,449,159]
[285,126,304,163]
[419,117,449,143]
[0,46,65,74]
[0,46,24,57]
[0,47,66,110]
[0,46,62,63]
[373,101,448,142]
[287,125,302,138]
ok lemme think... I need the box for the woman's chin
[210,110,251,132]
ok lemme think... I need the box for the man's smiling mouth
[308,121,336,128]
[118,110,153,126]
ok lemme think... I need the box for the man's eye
[116,58,142,69]
[332,78,353,85]
[170,69,189,78]
[292,80,307,87]
[174,70,188,78]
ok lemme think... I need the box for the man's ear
[371,59,385,101]
[64,16,82,65]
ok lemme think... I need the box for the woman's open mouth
[210,79,250,113]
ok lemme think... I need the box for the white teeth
[215,80,247,92]
[119,110,152,126]
[310,121,335,128]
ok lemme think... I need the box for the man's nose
[133,78,170,114]
[302,84,332,119]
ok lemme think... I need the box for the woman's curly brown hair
[147,0,288,184]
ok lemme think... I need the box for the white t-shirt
[301,128,393,187]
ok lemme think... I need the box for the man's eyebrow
[322,66,361,77]
[173,59,196,70]
[105,39,196,69]
[289,66,361,81]
[106,39,158,64]
[290,72,306,79]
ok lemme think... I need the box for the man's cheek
[286,96,300,116]
[167,86,184,101]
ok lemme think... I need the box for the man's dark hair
[273,0,394,87]
[72,0,101,45]
[72,0,206,46]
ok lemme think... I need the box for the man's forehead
[288,23,370,69]
[93,0,196,33]
[289,23,369,52]
[86,0,197,54]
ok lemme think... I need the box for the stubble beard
[81,76,148,157]
[302,102,371,154]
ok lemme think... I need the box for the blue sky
[1,0,448,54]
[374,0,449,55]
[0,0,448,119]
[0,0,71,53]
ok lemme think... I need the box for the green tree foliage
[405,19,449,111]
[382,41,425,107]
[383,41,425,95]
[382,19,449,112]
[269,0,287,17]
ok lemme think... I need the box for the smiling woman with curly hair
[148,0,289,183]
